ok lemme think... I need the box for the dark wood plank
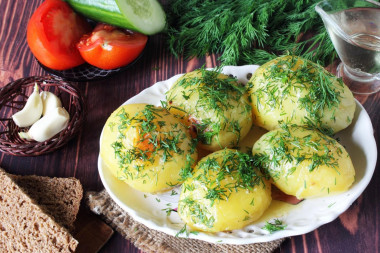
[0,1,379,253]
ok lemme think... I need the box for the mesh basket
[0,76,86,156]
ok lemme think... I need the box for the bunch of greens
[165,0,336,66]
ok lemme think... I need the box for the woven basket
[0,76,85,156]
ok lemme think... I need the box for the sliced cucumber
[116,0,166,35]
[66,0,166,35]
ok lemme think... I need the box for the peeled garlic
[18,132,32,140]
[40,91,62,116]
[27,107,70,142]
[12,83,43,127]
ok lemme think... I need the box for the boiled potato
[178,149,271,232]
[166,69,252,151]
[248,55,356,134]
[252,125,355,199]
[100,104,198,193]
[236,125,268,154]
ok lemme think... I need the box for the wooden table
[1,1,379,252]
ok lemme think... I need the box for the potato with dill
[248,55,355,134]
[252,125,355,199]
[178,149,271,232]
[165,68,252,151]
[100,104,198,193]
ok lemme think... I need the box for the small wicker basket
[0,76,85,156]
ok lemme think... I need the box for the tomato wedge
[77,24,148,70]
[27,0,91,70]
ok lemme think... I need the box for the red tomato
[27,0,91,70]
[77,24,148,70]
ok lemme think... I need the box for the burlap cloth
[86,190,284,253]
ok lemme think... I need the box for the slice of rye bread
[0,169,82,253]
[10,174,83,231]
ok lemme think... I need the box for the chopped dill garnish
[175,225,200,237]
[162,206,176,216]
[252,125,341,181]
[196,150,266,206]
[175,224,189,237]
[328,202,336,208]
[179,196,216,229]
[262,219,287,233]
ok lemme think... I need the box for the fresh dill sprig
[165,0,336,66]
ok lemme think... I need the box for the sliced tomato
[27,0,91,70]
[77,24,148,70]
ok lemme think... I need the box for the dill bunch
[165,0,337,66]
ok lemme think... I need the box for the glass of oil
[316,0,380,94]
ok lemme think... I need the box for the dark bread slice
[0,169,81,252]
[10,174,83,231]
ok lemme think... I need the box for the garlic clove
[40,91,62,116]
[28,107,70,142]
[12,83,43,128]
[18,131,32,140]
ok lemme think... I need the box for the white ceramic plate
[98,65,377,244]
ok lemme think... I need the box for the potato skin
[166,69,252,151]
[248,56,355,134]
[178,149,271,232]
[100,104,198,193]
[252,125,355,199]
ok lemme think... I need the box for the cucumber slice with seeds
[66,0,166,35]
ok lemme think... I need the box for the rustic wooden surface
[0,1,379,252]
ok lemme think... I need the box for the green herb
[162,205,175,216]
[179,153,196,181]
[243,216,250,221]
[253,125,341,183]
[197,150,266,206]
[165,0,336,66]
[262,219,287,233]
[179,197,216,229]
[175,224,189,237]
